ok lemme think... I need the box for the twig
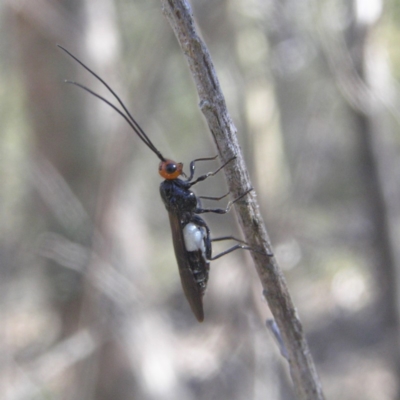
[160,1,325,399]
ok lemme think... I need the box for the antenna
[57,45,165,162]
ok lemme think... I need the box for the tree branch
[160,1,325,399]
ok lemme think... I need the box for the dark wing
[168,212,207,322]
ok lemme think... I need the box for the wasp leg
[209,244,252,261]
[210,236,251,260]
[211,235,248,244]
[198,191,230,201]
[195,188,252,214]
[197,191,230,209]
[186,155,218,182]
[211,235,273,258]
[188,156,236,186]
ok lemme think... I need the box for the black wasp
[59,45,254,322]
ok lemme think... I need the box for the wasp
[58,45,254,321]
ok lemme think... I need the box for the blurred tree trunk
[343,2,400,396]
[11,0,96,335]
[8,1,133,399]
[263,0,400,396]
[10,0,148,396]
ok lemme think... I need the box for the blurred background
[1,0,400,399]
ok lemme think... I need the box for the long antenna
[57,45,165,162]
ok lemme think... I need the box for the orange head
[159,159,184,180]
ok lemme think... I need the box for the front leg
[188,156,236,187]
[186,155,218,182]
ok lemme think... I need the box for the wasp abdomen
[187,251,209,290]
[183,223,210,294]
[183,223,206,253]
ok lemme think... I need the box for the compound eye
[166,163,177,174]
[159,159,183,180]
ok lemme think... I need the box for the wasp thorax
[159,159,183,180]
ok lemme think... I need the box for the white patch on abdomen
[183,223,206,254]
